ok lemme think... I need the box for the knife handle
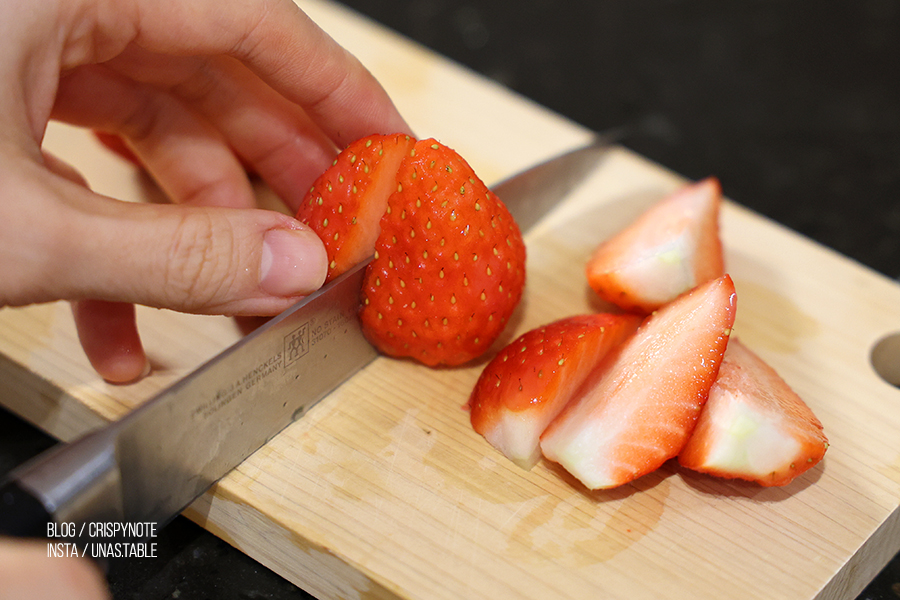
[0,478,52,538]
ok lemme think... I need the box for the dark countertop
[2,1,898,598]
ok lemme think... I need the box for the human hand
[0,538,110,600]
[0,0,411,383]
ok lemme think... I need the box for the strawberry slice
[469,313,642,469]
[359,138,527,367]
[296,133,416,282]
[586,177,725,313]
[540,275,737,490]
[678,338,828,486]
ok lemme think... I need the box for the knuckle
[163,211,239,311]
[170,60,221,105]
[230,1,277,61]
[119,92,162,145]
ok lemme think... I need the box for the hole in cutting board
[871,332,900,388]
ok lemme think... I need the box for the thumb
[10,162,328,316]
[63,197,329,315]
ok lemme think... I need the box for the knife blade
[0,131,618,540]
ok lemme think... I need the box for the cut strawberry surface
[359,138,527,367]
[540,275,737,490]
[678,338,828,487]
[586,177,725,313]
[469,313,642,469]
[296,133,415,282]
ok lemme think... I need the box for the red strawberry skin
[586,178,725,313]
[359,139,527,367]
[540,275,737,490]
[469,313,642,469]
[678,338,828,486]
[296,133,415,282]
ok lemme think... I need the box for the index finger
[66,0,412,147]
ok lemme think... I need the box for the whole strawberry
[359,139,526,366]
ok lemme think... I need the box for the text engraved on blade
[285,310,355,368]
[311,312,354,347]
[190,307,356,422]
[191,353,284,420]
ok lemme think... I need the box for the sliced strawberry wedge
[586,177,725,313]
[469,313,642,469]
[540,275,737,490]
[678,339,828,486]
[296,133,416,282]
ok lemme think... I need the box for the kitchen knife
[0,132,618,540]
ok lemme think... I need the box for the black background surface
[2,1,898,598]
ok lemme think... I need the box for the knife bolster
[0,478,53,538]
[8,428,124,532]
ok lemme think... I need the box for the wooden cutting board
[4,1,900,598]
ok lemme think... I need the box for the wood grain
[3,1,899,598]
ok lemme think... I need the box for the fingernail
[260,228,327,297]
